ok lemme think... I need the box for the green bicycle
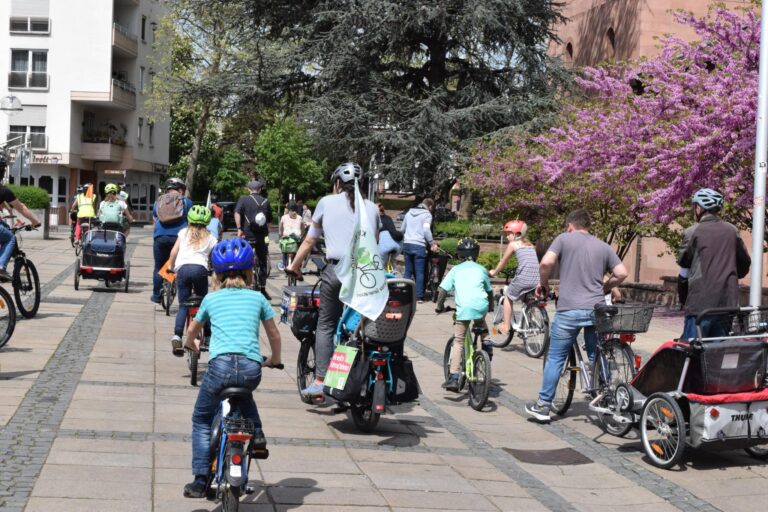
[441,310,493,411]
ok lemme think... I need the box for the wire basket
[224,417,255,435]
[724,309,768,336]
[595,304,654,334]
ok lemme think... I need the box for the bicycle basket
[224,417,255,435]
[279,236,299,254]
[594,304,654,334]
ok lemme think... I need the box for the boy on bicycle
[182,238,282,498]
[435,238,494,391]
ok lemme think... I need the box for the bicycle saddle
[472,325,489,336]
[594,303,619,316]
[218,387,252,401]
[183,295,203,307]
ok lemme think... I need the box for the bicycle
[278,235,299,287]
[0,282,17,349]
[486,269,550,358]
[440,307,493,411]
[73,217,95,257]
[383,250,398,274]
[6,220,41,318]
[426,247,450,302]
[161,277,177,317]
[204,363,283,511]
[545,303,652,435]
[183,295,208,386]
[247,235,272,291]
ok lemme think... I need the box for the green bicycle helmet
[104,183,119,195]
[188,205,211,226]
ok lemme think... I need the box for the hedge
[381,197,414,211]
[476,251,517,273]
[8,185,50,209]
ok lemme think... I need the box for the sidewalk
[0,233,766,512]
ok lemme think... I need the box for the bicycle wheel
[296,341,316,404]
[0,286,17,349]
[349,404,380,432]
[521,305,549,358]
[13,258,40,319]
[591,341,635,436]
[543,346,576,416]
[443,337,455,381]
[222,481,240,512]
[429,271,439,303]
[468,349,492,411]
[640,393,685,469]
[124,262,130,293]
[74,263,80,291]
[74,241,82,257]
[486,296,513,348]
[164,282,175,316]
[187,349,199,386]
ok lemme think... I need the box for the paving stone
[380,489,498,510]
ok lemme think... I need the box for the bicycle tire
[468,350,492,411]
[124,262,130,293]
[188,349,199,386]
[296,341,316,404]
[74,242,82,257]
[641,393,685,469]
[443,337,454,381]
[349,404,380,433]
[591,341,635,436]
[543,346,576,416]
[13,258,40,318]
[746,446,768,460]
[222,481,240,512]
[521,304,549,358]
[0,286,17,349]
[486,296,513,348]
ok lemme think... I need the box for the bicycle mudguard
[224,442,247,488]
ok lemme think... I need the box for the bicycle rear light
[227,433,252,442]
[634,354,642,370]
[231,454,242,465]
[619,334,636,343]
[710,408,720,419]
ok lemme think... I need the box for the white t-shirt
[313,192,380,260]
[174,227,218,271]
[280,214,303,238]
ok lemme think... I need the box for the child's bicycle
[426,247,450,302]
[183,295,209,386]
[204,363,283,511]
[439,307,493,411]
[160,271,177,317]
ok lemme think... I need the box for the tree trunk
[185,101,213,196]
[458,189,473,219]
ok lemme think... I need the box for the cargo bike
[590,306,768,468]
[74,222,130,292]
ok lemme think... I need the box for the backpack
[248,195,269,233]
[99,201,123,225]
[156,192,184,225]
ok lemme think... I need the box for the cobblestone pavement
[0,232,767,511]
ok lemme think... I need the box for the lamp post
[0,95,22,116]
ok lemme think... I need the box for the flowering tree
[468,6,761,254]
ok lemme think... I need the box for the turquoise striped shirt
[195,288,275,363]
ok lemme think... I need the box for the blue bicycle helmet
[211,238,253,272]
[691,188,724,212]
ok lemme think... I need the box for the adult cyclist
[71,183,96,243]
[286,162,380,397]
[235,180,273,300]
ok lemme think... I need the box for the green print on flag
[323,345,359,390]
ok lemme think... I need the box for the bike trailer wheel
[640,393,685,469]
[468,350,492,411]
[543,347,576,416]
[13,258,40,319]
[746,446,768,460]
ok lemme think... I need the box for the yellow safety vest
[76,193,96,219]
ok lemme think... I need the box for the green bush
[381,197,414,211]
[8,185,49,209]
[435,220,471,237]
[438,238,459,257]
[476,250,517,272]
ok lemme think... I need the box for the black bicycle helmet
[330,162,362,183]
[456,237,480,261]
[166,177,186,191]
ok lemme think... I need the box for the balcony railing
[8,132,48,151]
[8,71,49,90]
[112,78,136,94]
[113,22,137,41]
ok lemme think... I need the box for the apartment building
[0,0,169,224]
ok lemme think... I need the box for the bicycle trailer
[75,227,130,292]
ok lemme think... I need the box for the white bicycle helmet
[254,212,267,226]
[331,162,362,183]
[691,188,724,212]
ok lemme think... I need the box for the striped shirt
[195,288,275,363]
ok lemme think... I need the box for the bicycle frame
[211,400,252,498]
[463,332,477,382]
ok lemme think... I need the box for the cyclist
[69,184,86,242]
[435,238,494,391]
[488,220,539,335]
[378,203,403,270]
[400,198,438,302]
[182,238,282,499]
[118,187,133,237]
[71,183,96,243]
[234,180,273,300]
[525,209,627,422]
[168,206,218,355]
[277,201,303,270]
[286,162,380,397]
[678,188,751,340]
[0,183,41,281]
[151,178,193,305]
[97,183,134,230]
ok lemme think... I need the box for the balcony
[71,78,136,110]
[8,71,49,90]
[81,132,125,162]
[112,23,138,58]
[7,132,48,151]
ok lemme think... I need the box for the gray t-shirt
[313,192,380,260]
[548,232,622,311]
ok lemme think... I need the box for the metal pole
[750,1,768,306]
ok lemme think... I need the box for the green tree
[254,118,325,204]
[211,146,249,200]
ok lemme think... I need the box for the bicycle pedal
[245,485,256,495]
[251,448,269,460]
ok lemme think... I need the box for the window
[140,184,148,211]
[149,185,156,204]
[9,17,50,34]
[9,49,48,88]
[7,125,46,150]
[152,23,157,42]
[139,66,145,93]
[38,176,53,200]
[148,69,155,93]
[148,121,154,146]
[141,16,147,41]
[137,117,144,143]
[58,177,67,204]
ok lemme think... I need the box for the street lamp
[0,95,22,116]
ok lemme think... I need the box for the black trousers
[248,236,269,287]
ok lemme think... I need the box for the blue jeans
[681,315,730,341]
[0,222,16,269]
[192,354,262,476]
[403,243,427,298]
[152,235,177,300]
[539,310,597,405]
[174,264,209,337]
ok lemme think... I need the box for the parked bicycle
[204,363,282,511]
[7,221,41,318]
[546,303,652,435]
[440,307,494,411]
[486,269,550,357]
[426,247,450,302]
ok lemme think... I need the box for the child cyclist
[488,220,540,335]
[435,238,494,391]
[182,238,282,498]
[168,205,218,355]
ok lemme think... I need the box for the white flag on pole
[337,178,389,320]
[205,190,212,209]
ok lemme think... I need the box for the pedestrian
[525,209,628,423]
[234,180,273,300]
[377,202,403,269]
[151,178,193,304]
[300,201,313,233]
[678,188,751,340]
[400,198,438,302]
[286,162,380,397]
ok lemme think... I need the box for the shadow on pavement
[0,369,41,379]
[193,477,321,511]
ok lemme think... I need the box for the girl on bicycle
[182,238,282,498]
[278,201,303,270]
[168,205,218,356]
[488,220,540,335]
